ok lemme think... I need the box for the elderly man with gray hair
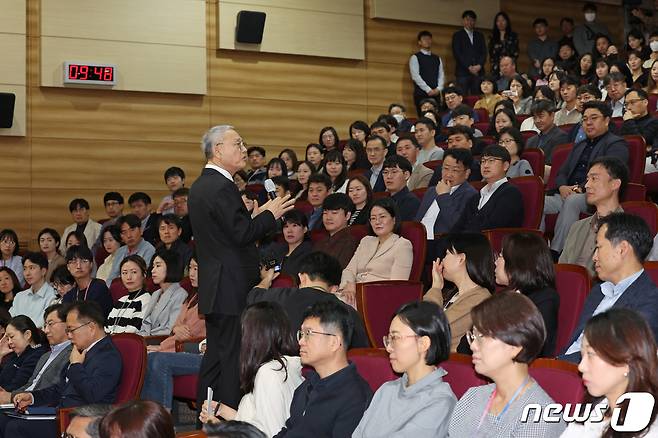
[188,125,294,415]
[65,404,113,438]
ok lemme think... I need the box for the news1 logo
[521,392,655,432]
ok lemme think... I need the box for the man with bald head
[189,125,294,413]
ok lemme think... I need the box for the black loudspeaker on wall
[236,10,266,44]
[0,93,15,129]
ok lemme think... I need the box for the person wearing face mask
[573,3,611,58]
[643,31,658,69]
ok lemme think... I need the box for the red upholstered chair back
[650,94,658,113]
[173,374,199,401]
[529,359,584,405]
[372,191,390,200]
[400,221,427,281]
[469,180,486,191]
[338,139,347,150]
[272,273,296,288]
[623,183,647,202]
[294,200,314,216]
[245,183,263,194]
[145,276,158,293]
[520,130,536,143]
[441,353,488,398]
[95,247,109,268]
[412,188,427,201]
[520,148,545,178]
[111,333,147,403]
[559,123,576,134]
[356,280,423,347]
[474,122,489,134]
[483,228,544,254]
[349,225,369,243]
[480,135,497,146]
[347,348,398,392]
[554,264,591,355]
[179,277,194,299]
[463,95,479,108]
[644,261,658,286]
[423,160,442,171]
[348,168,366,179]
[622,201,658,235]
[509,176,545,229]
[109,277,128,303]
[611,117,623,131]
[644,172,658,196]
[624,135,647,184]
[474,108,489,122]
[546,143,573,190]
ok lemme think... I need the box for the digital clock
[63,62,117,86]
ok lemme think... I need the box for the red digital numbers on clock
[66,63,116,84]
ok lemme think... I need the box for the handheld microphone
[264,179,277,200]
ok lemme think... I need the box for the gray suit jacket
[11,343,73,397]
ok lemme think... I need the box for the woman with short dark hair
[106,255,151,334]
[268,210,312,279]
[346,175,373,226]
[353,301,456,437]
[100,400,175,438]
[495,232,559,357]
[0,267,21,311]
[319,126,340,151]
[448,292,565,437]
[200,302,303,436]
[38,228,64,283]
[97,225,124,285]
[561,308,658,437]
[0,229,23,286]
[0,315,47,392]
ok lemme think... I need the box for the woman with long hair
[38,228,64,283]
[305,144,325,171]
[319,126,340,151]
[346,175,373,226]
[343,139,369,172]
[0,267,20,311]
[577,53,595,84]
[628,50,648,88]
[489,12,519,78]
[561,308,658,437]
[322,150,348,193]
[494,232,559,356]
[100,400,175,438]
[474,75,503,117]
[424,233,494,351]
[646,59,658,96]
[268,210,312,278]
[535,57,556,87]
[279,149,299,179]
[97,225,124,285]
[505,75,532,115]
[200,302,303,436]
[293,160,317,201]
[0,229,23,286]
[497,127,533,177]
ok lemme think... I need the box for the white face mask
[651,41,658,52]
[584,12,596,22]
[392,114,404,123]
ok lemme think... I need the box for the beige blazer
[424,285,491,351]
[407,165,433,191]
[340,234,413,287]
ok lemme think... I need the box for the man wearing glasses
[382,155,420,221]
[62,245,112,318]
[3,301,121,437]
[274,301,372,437]
[620,88,658,152]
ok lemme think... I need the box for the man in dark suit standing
[452,10,487,96]
[188,125,294,411]
[560,213,658,363]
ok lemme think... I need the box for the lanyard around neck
[477,376,530,430]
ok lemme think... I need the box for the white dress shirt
[205,163,234,182]
[477,177,508,210]
[421,185,460,240]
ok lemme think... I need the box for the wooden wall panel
[0,34,26,86]
[370,0,499,28]
[0,137,30,188]
[0,189,31,242]
[0,0,26,34]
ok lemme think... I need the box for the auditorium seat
[372,191,390,200]
[621,201,658,234]
[441,353,487,398]
[480,135,497,146]
[400,221,427,281]
[644,261,658,286]
[558,123,575,134]
[483,228,544,254]
[109,277,128,303]
[554,264,590,355]
[423,160,442,171]
[520,130,536,143]
[509,176,544,229]
[624,135,647,184]
[179,276,194,299]
[272,272,296,288]
[349,224,368,243]
[474,121,489,134]
[474,108,489,123]
[348,168,366,179]
[623,183,647,202]
[294,200,313,216]
[516,114,531,123]
[463,95,479,108]
[643,172,658,197]
[545,143,573,190]
[412,187,427,201]
[529,358,584,405]
[347,348,398,392]
[245,183,263,194]
[95,246,109,268]
[520,148,545,178]
[611,117,623,132]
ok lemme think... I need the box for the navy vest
[414,51,441,94]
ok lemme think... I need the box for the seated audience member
[561,308,658,437]
[7,301,122,438]
[497,127,533,177]
[488,106,520,137]
[519,86,556,133]
[63,245,113,317]
[0,316,47,392]
[496,55,518,91]
[156,214,192,268]
[99,400,175,438]
[350,121,371,147]
[172,187,192,243]
[428,128,483,187]
[248,252,369,347]
[0,267,20,312]
[451,104,483,137]
[37,228,65,283]
[265,210,312,278]
[605,72,629,118]
[526,99,569,166]
[560,213,658,363]
[353,301,456,437]
[313,194,357,269]
[241,190,258,216]
[199,302,303,436]
[247,146,267,183]
[441,86,479,127]
[448,292,566,437]
[554,75,582,126]
[544,101,628,255]
[346,175,373,226]
[306,173,331,231]
[0,229,24,286]
[305,143,325,171]
[451,146,524,233]
[107,214,156,283]
[364,135,388,192]
[474,75,502,117]
[106,255,151,334]
[621,88,658,151]
[128,192,159,245]
[343,139,369,173]
[50,266,74,304]
[100,191,124,226]
[274,301,372,437]
[339,198,413,306]
[322,150,349,193]
[396,135,433,190]
[382,155,420,221]
[566,84,603,144]
[370,121,396,156]
[560,157,627,276]
[294,160,316,201]
[424,234,494,351]
[418,98,439,116]
[96,225,123,284]
[319,127,340,152]
[273,177,293,203]
[389,103,412,132]
[60,198,102,254]
[65,404,113,438]
[413,118,444,167]
[265,157,288,187]
[495,233,559,356]
[65,230,88,251]
[0,304,72,403]
[157,166,185,216]
[505,74,533,115]
[416,149,479,239]
[138,250,187,336]
[10,252,56,327]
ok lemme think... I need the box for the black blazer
[391,187,420,221]
[415,183,478,235]
[451,29,487,77]
[32,336,122,408]
[451,181,524,233]
[189,167,277,315]
[524,287,560,357]
[560,271,658,362]
[270,241,314,278]
[363,168,386,192]
[0,344,49,392]
[142,213,160,246]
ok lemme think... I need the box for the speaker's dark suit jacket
[451,181,524,233]
[415,183,478,235]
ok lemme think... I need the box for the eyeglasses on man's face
[66,321,91,335]
[296,328,336,342]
